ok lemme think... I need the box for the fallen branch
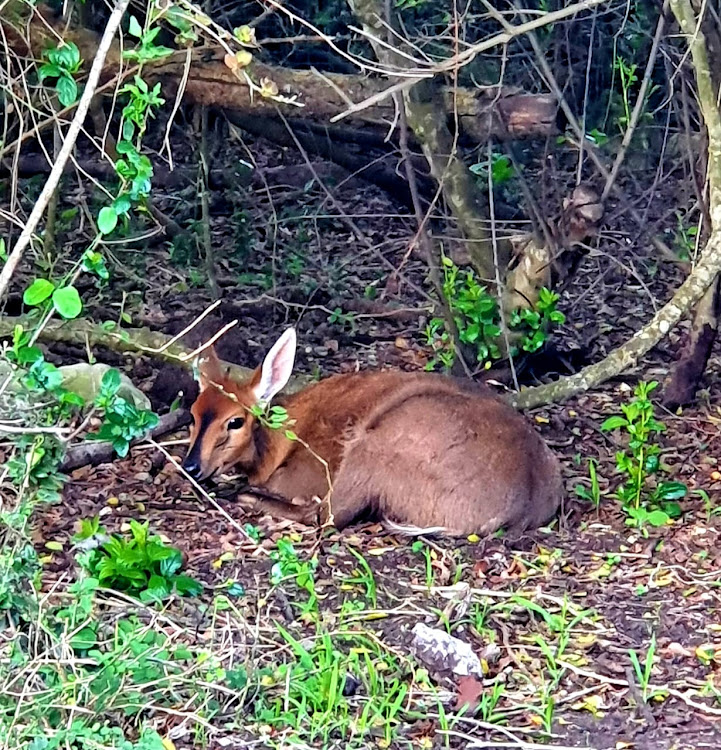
[2,6,557,146]
[0,315,310,391]
[61,409,191,472]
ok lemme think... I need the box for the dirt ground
[23,132,721,749]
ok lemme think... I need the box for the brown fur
[183,349,562,536]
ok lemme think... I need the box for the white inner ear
[252,328,297,405]
[194,351,218,391]
[194,353,211,389]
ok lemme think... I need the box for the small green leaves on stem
[82,249,109,280]
[470,151,515,186]
[424,256,565,371]
[123,17,173,63]
[601,381,688,533]
[249,403,295,431]
[120,76,165,135]
[97,66,165,236]
[88,369,159,457]
[270,538,318,615]
[23,278,83,319]
[39,41,82,107]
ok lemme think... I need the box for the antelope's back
[332,376,562,535]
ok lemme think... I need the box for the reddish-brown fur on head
[182,329,297,481]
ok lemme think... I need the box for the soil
[16,130,721,749]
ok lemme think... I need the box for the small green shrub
[88,369,159,457]
[424,256,565,371]
[74,518,202,603]
[38,41,82,107]
[270,538,318,615]
[601,381,687,532]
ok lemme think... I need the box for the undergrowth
[576,381,689,534]
[424,256,565,372]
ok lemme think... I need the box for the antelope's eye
[227,416,245,430]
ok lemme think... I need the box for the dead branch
[0,315,310,391]
[1,5,557,147]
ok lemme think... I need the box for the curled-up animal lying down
[182,329,562,536]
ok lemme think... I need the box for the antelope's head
[182,328,297,481]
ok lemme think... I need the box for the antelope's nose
[182,456,202,480]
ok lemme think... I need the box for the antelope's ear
[195,346,224,391]
[251,328,297,404]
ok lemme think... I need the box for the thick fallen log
[3,4,558,144]
[165,54,559,143]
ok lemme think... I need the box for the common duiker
[182,329,562,535]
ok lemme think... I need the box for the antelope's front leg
[235,488,322,525]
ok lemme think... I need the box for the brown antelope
[182,329,562,535]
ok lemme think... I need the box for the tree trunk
[663,0,721,406]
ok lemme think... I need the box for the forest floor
[17,131,721,749]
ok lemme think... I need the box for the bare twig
[601,1,669,201]
[0,0,132,302]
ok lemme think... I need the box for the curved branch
[512,231,721,409]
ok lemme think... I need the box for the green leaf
[56,75,78,106]
[646,509,671,527]
[38,62,62,80]
[173,574,203,596]
[71,626,97,651]
[98,206,118,235]
[122,119,135,141]
[226,581,245,597]
[159,550,182,577]
[53,43,80,71]
[65,42,81,70]
[23,278,55,306]
[112,194,132,216]
[601,416,628,432]
[82,249,110,280]
[116,139,136,156]
[128,16,143,38]
[655,481,687,501]
[17,345,43,365]
[645,455,660,473]
[52,286,82,319]
[662,501,683,519]
[143,575,171,602]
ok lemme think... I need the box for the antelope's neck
[247,400,301,483]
